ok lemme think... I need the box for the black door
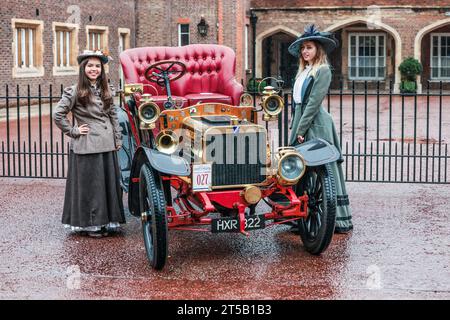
[280,42,299,88]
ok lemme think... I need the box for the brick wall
[251,0,450,7]
[3,0,450,95]
[0,0,135,96]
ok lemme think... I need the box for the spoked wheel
[297,164,336,255]
[139,163,168,270]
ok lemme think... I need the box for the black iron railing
[0,81,448,183]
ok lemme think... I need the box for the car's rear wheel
[139,164,168,270]
[297,164,336,255]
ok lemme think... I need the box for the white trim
[66,31,70,66]
[348,32,386,80]
[29,28,34,67]
[20,28,26,67]
[59,31,64,66]
[430,33,450,80]
[178,24,190,46]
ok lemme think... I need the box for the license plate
[211,214,266,233]
[192,163,212,192]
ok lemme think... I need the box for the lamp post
[250,10,258,106]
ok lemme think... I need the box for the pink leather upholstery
[120,44,243,107]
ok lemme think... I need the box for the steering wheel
[144,60,187,87]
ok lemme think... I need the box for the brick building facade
[0,0,135,95]
[2,0,450,94]
[250,0,450,92]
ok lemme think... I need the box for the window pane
[433,36,438,46]
[432,66,437,78]
[180,24,189,33]
[359,46,364,56]
[350,36,355,46]
[432,57,438,67]
[181,34,189,46]
[359,57,365,67]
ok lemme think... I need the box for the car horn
[155,130,179,154]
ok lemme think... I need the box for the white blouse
[293,65,312,104]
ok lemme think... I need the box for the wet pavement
[0,177,449,299]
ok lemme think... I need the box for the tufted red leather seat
[120,44,244,108]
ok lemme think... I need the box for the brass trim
[239,93,254,106]
[138,100,160,130]
[155,130,179,154]
[276,149,306,185]
[261,94,284,117]
[242,185,262,204]
[124,83,143,95]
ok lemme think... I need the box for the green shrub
[399,57,422,93]
[400,80,416,93]
[399,57,422,81]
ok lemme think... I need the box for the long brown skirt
[62,150,126,228]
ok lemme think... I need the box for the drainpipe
[250,10,258,106]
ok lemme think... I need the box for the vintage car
[117,44,340,270]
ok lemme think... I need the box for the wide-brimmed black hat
[77,50,110,65]
[288,24,338,57]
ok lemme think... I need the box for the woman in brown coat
[53,50,125,237]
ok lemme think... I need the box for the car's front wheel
[297,164,336,255]
[139,164,168,270]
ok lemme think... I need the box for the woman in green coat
[288,25,353,233]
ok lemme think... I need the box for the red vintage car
[117,44,340,269]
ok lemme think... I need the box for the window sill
[53,66,78,76]
[348,78,386,81]
[12,66,44,78]
[428,79,450,82]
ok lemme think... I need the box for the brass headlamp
[261,86,284,121]
[273,147,306,186]
[138,94,160,129]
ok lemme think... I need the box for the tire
[297,164,336,255]
[139,163,168,270]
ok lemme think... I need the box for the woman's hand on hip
[297,135,305,144]
[78,124,90,135]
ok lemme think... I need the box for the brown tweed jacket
[53,84,122,154]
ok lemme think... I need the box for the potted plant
[399,57,423,94]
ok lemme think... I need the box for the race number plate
[192,163,212,192]
[211,214,266,233]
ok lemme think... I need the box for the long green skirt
[290,107,353,233]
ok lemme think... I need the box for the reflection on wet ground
[0,178,449,299]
